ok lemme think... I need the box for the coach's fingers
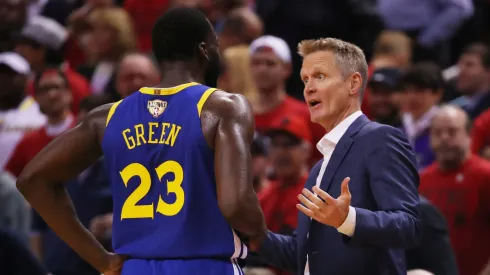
[297,203,315,219]
[312,186,336,205]
[301,188,324,207]
[298,194,320,212]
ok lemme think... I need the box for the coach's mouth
[308,100,321,108]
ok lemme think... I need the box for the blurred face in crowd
[219,30,241,52]
[116,54,160,98]
[250,48,291,92]
[35,71,72,117]
[90,22,116,59]
[457,53,490,94]
[15,41,44,71]
[268,132,308,180]
[430,107,470,170]
[301,50,361,126]
[0,0,27,32]
[369,83,400,122]
[0,65,26,107]
[401,85,441,120]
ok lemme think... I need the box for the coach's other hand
[297,177,351,228]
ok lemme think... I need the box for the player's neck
[159,61,204,87]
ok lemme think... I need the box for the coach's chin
[250,38,421,275]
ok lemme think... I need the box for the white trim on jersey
[231,230,248,259]
[231,259,244,275]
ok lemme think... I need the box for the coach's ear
[198,42,210,62]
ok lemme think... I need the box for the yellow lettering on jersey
[121,122,183,150]
[134,124,147,146]
[159,123,170,144]
[122,129,136,149]
[148,122,159,144]
[165,124,182,146]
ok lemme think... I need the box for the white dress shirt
[304,110,363,275]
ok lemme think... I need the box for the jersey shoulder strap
[196,88,218,117]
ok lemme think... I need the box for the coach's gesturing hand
[297,177,351,228]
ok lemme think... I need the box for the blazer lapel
[319,115,370,191]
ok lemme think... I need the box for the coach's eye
[303,78,309,84]
[317,74,325,80]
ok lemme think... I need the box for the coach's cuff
[337,206,356,237]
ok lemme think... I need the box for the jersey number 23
[119,161,184,220]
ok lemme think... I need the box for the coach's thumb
[340,177,351,198]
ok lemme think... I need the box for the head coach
[250,38,422,275]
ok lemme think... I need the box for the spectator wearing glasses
[6,68,75,178]
[15,15,91,115]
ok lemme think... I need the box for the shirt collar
[316,111,363,156]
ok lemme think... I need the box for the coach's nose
[303,81,316,97]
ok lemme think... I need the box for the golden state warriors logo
[147,99,167,118]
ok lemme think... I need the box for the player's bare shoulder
[200,90,254,148]
[82,102,119,142]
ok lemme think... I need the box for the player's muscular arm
[16,104,118,274]
[202,92,267,241]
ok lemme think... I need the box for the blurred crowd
[1,0,490,274]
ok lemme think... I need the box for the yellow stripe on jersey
[106,100,123,126]
[197,88,217,117]
[139,82,199,95]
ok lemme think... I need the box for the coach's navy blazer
[258,115,422,275]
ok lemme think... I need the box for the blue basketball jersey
[101,83,247,261]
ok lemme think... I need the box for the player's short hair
[152,8,214,63]
[298,38,368,101]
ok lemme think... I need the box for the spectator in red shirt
[14,16,91,115]
[419,105,490,275]
[6,68,75,177]
[254,115,310,275]
[248,35,324,165]
[471,108,490,159]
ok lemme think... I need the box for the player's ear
[198,42,210,62]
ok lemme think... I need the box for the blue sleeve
[348,127,422,248]
[257,231,298,273]
[418,0,473,46]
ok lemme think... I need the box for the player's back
[101,83,246,262]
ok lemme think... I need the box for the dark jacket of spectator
[406,196,459,275]
[0,228,45,275]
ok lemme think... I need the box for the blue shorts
[122,258,244,275]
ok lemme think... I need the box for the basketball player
[17,8,266,275]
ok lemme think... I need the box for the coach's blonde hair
[298,38,368,96]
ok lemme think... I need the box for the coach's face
[301,51,352,127]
